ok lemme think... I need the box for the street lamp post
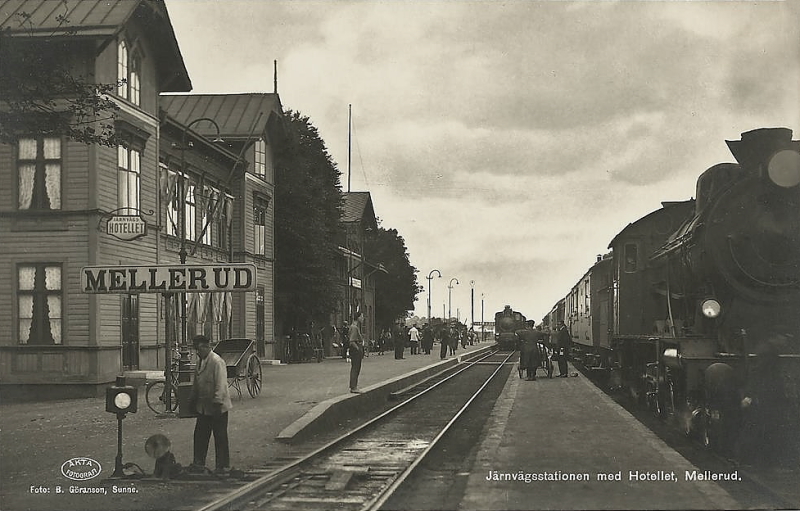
[481,293,485,342]
[426,269,441,324]
[448,278,459,322]
[175,118,224,394]
[470,280,475,330]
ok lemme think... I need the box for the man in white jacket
[191,335,233,474]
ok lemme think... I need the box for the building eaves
[0,0,191,92]
[159,93,284,139]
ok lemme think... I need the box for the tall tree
[1,5,120,146]
[274,110,344,332]
[365,223,420,330]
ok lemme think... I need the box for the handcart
[213,338,262,399]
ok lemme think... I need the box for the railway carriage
[545,128,800,458]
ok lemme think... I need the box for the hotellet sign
[81,264,257,294]
[106,215,147,241]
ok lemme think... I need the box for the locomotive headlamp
[767,150,800,188]
[701,298,722,319]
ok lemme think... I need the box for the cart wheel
[246,354,262,397]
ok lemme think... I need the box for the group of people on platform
[516,319,571,381]
[342,315,483,393]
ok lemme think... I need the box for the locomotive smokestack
[726,127,797,170]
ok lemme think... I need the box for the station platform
[461,362,743,510]
[0,342,490,511]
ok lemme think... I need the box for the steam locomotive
[548,128,800,458]
[495,305,526,350]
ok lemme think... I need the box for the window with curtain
[117,146,140,212]
[18,264,62,345]
[201,186,215,246]
[17,137,61,210]
[254,197,268,256]
[185,182,196,241]
[214,194,230,250]
[166,169,179,237]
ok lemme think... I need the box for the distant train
[494,305,526,350]
[545,128,800,458]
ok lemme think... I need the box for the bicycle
[145,357,181,414]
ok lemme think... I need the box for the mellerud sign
[80,264,257,294]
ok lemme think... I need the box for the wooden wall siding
[0,346,119,384]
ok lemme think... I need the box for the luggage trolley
[213,338,262,399]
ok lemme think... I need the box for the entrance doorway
[121,294,139,370]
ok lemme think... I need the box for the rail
[197,348,513,511]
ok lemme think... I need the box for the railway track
[195,349,515,511]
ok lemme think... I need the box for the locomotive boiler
[646,127,800,455]
[495,305,526,350]
[550,128,800,458]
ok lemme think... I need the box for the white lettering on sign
[80,264,257,293]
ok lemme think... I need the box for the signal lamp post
[105,376,137,478]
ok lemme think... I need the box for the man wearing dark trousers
[349,311,365,393]
[555,320,571,377]
[516,320,543,380]
[439,326,451,360]
[190,335,233,474]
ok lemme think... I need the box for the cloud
[165,0,800,321]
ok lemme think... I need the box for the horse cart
[213,338,262,398]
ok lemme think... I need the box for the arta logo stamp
[61,458,102,481]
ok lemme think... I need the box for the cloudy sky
[165,0,799,324]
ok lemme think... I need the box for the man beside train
[516,320,543,380]
[555,320,571,377]
[556,321,572,378]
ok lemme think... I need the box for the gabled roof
[0,0,191,92]
[342,191,377,229]
[159,94,283,139]
[0,0,134,31]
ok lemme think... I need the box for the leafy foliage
[274,110,344,332]
[0,5,120,146]
[365,223,420,330]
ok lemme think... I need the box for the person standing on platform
[449,325,459,356]
[421,324,434,355]
[439,325,450,360]
[190,335,233,474]
[408,324,420,355]
[393,324,405,359]
[555,320,571,377]
[348,312,365,393]
[516,320,543,381]
[341,322,349,360]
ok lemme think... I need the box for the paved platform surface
[0,342,487,511]
[461,362,743,511]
